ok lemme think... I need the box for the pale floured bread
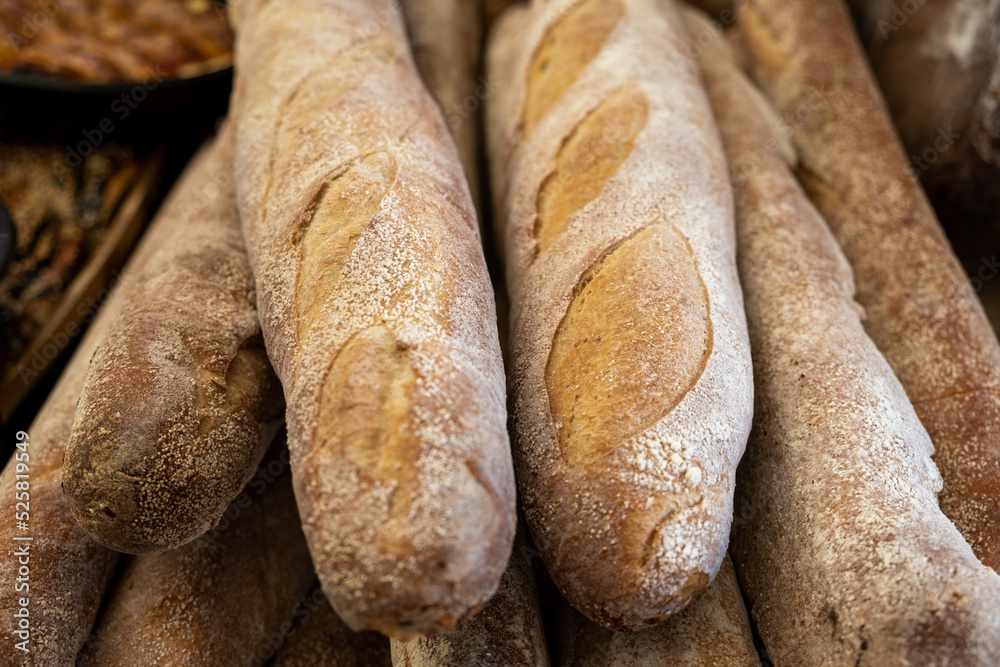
[271,586,392,667]
[230,0,515,637]
[77,446,315,666]
[400,0,483,211]
[555,555,759,667]
[390,530,552,666]
[0,135,244,666]
[689,8,1000,663]
[486,0,753,629]
[737,0,1000,572]
[62,125,284,555]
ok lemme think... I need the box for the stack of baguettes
[2,0,1000,664]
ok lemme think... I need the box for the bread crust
[230,0,515,636]
[0,385,119,667]
[271,587,392,667]
[400,0,483,210]
[848,0,1000,247]
[0,131,225,666]
[555,555,760,667]
[692,10,1000,663]
[77,448,315,666]
[738,0,1000,572]
[486,0,753,629]
[62,126,283,555]
[390,529,552,667]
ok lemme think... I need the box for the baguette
[847,0,1000,245]
[77,444,315,666]
[737,0,1000,571]
[0,304,123,667]
[230,0,515,636]
[271,587,392,667]
[390,530,551,667]
[0,139,233,666]
[62,125,283,554]
[486,0,753,629]
[690,10,1000,663]
[400,0,483,211]
[555,555,759,667]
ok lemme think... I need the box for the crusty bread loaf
[485,0,753,629]
[77,445,315,666]
[847,0,1000,248]
[390,529,551,666]
[737,0,1000,573]
[271,586,392,667]
[61,125,283,555]
[0,325,121,667]
[230,0,515,637]
[401,0,483,211]
[0,136,231,665]
[690,9,1000,663]
[555,555,759,667]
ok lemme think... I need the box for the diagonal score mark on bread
[264,31,397,219]
[318,324,419,522]
[547,222,712,469]
[533,84,649,257]
[529,72,714,471]
[523,0,626,136]
[294,151,397,347]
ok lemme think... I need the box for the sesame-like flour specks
[486,0,754,629]
[231,0,515,636]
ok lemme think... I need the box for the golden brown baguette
[270,586,392,667]
[230,0,515,637]
[0,135,240,666]
[390,530,552,666]
[736,0,1000,572]
[61,125,283,554]
[400,0,484,210]
[555,555,759,667]
[485,0,753,630]
[690,9,1000,663]
[77,445,315,666]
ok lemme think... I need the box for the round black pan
[0,65,233,148]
